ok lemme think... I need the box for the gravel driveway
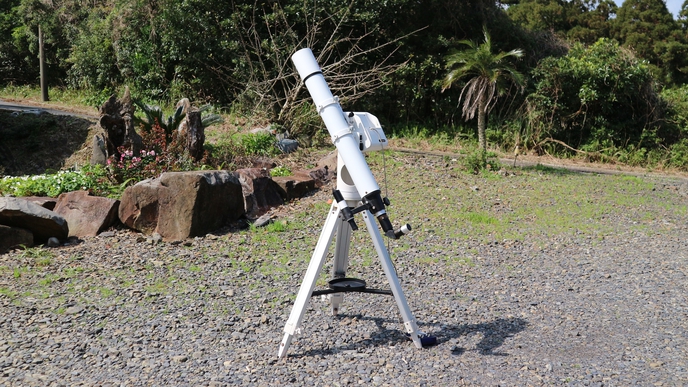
[1,153,687,386]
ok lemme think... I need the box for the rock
[317,150,338,176]
[277,138,298,153]
[235,168,284,218]
[53,190,120,237]
[305,166,330,187]
[253,213,273,228]
[0,225,33,253]
[91,134,107,166]
[252,158,276,169]
[0,197,68,243]
[64,305,84,315]
[119,171,245,241]
[117,177,163,235]
[272,173,318,201]
[46,237,60,247]
[21,197,57,211]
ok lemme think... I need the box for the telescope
[278,48,435,358]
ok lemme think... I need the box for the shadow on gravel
[292,315,528,358]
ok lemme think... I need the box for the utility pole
[38,25,49,102]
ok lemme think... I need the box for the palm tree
[442,28,525,153]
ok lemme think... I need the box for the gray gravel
[1,153,688,386]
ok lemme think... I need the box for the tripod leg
[362,210,424,349]
[278,203,340,358]
[329,218,352,315]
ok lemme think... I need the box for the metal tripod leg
[361,210,423,349]
[329,218,352,315]
[278,203,340,359]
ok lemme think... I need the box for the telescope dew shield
[291,48,380,198]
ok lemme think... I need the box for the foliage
[134,100,186,138]
[507,0,618,44]
[0,164,120,198]
[660,84,688,137]
[442,27,525,152]
[526,39,659,154]
[239,133,279,157]
[612,0,688,85]
[270,165,292,177]
[107,123,203,183]
[461,149,501,173]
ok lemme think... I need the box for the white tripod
[278,158,426,358]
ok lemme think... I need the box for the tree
[506,0,617,44]
[612,0,688,85]
[527,39,659,154]
[442,28,525,153]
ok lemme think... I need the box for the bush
[527,39,658,152]
[461,149,501,173]
[107,123,204,183]
[0,164,118,198]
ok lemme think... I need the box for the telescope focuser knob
[333,189,358,231]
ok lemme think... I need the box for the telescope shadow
[292,315,528,359]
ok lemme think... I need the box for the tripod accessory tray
[311,277,393,297]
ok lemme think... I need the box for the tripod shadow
[292,315,527,359]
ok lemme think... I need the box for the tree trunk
[477,92,487,152]
[38,25,48,102]
[185,108,205,161]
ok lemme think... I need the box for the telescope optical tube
[292,48,409,239]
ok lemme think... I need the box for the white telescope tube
[291,48,380,198]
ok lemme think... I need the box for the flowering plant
[107,122,205,183]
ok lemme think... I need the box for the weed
[270,165,292,177]
[0,287,17,299]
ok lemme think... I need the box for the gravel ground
[1,153,687,386]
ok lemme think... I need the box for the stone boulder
[0,225,33,253]
[53,190,120,237]
[119,171,245,241]
[22,196,57,211]
[317,150,337,178]
[272,166,330,201]
[118,177,162,235]
[235,168,284,218]
[0,197,69,243]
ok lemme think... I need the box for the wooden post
[38,25,49,102]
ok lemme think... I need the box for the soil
[0,110,100,176]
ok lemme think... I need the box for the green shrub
[240,133,279,156]
[461,149,501,173]
[0,164,117,198]
[270,166,292,177]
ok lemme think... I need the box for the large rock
[0,197,68,243]
[272,166,331,201]
[273,172,317,201]
[0,225,33,253]
[235,168,284,218]
[22,196,57,210]
[53,190,120,237]
[119,171,245,241]
[118,178,162,235]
